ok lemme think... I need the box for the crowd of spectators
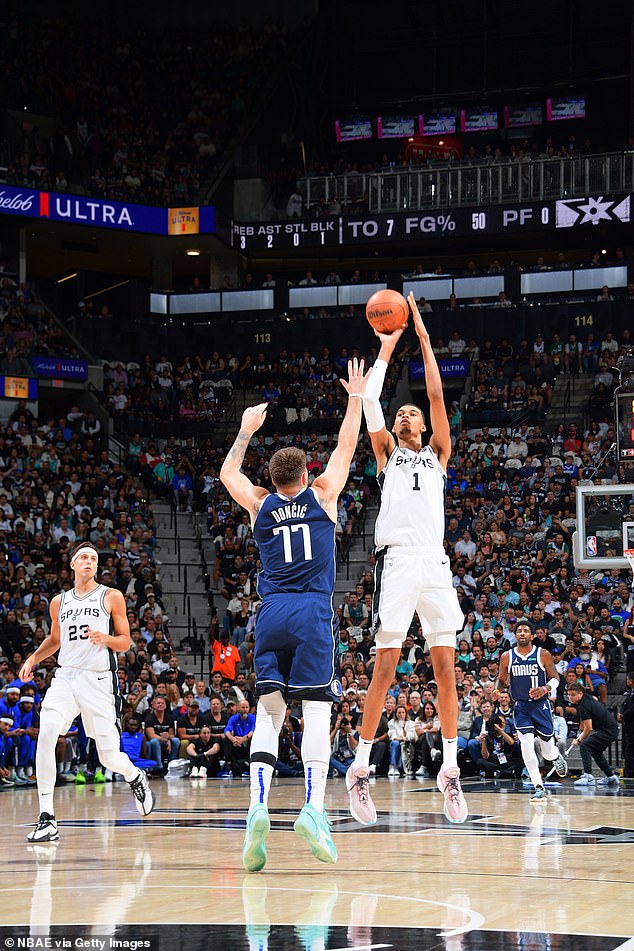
[0,269,83,367]
[1,14,290,205]
[103,338,405,442]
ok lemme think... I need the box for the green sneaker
[74,769,86,785]
[293,804,337,864]
[93,769,106,784]
[242,804,270,872]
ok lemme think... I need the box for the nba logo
[586,535,597,557]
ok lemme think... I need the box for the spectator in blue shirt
[15,694,39,782]
[224,699,256,776]
[0,713,15,785]
[171,467,194,513]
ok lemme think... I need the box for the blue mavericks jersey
[254,487,336,597]
[508,646,547,702]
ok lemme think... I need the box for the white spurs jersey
[374,444,446,549]
[57,584,114,671]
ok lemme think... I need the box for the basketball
[365,289,409,334]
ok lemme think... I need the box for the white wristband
[348,393,363,399]
[546,678,558,694]
[363,398,386,433]
[364,359,388,402]
[363,358,388,432]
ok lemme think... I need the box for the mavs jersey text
[254,487,336,596]
[57,584,114,672]
[508,646,555,739]
[375,444,446,548]
[252,486,340,699]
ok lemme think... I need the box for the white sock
[56,763,64,775]
[36,714,67,816]
[249,691,286,809]
[442,737,458,770]
[250,762,275,807]
[303,763,327,811]
[301,700,332,812]
[354,738,373,770]
[519,732,543,788]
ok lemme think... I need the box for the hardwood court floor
[3,774,634,950]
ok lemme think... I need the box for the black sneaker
[129,770,155,816]
[27,813,59,842]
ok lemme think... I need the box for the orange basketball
[365,289,409,334]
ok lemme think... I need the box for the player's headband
[70,546,97,568]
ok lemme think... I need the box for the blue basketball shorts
[512,698,555,740]
[254,593,342,703]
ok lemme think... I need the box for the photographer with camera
[276,705,303,777]
[329,713,358,776]
[475,713,521,777]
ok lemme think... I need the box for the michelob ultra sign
[168,207,200,235]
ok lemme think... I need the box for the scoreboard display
[233,194,631,251]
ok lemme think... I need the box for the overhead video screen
[419,111,457,136]
[460,107,499,132]
[504,104,543,128]
[335,118,373,142]
[377,116,416,138]
[546,96,586,121]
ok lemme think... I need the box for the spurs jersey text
[374,444,446,548]
[57,584,114,671]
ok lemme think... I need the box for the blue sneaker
[530,785,546,802]
[293,804,337,864]
[242,804,270,872]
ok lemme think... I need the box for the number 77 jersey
[254,487,336,596]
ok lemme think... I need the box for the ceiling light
[186,248,200,256]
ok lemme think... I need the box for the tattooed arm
[220,403,270,519]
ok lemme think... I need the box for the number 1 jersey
[57,584,114,671]
[253,487,336,597]
[374,444,446,549]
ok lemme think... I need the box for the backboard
[572,482,634,569]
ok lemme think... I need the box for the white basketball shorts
[372,546,464,650]
[41,666,121,749]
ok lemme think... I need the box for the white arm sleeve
[363,359,388,433]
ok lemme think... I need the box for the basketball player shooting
[495,619,567,801]
[18,542,154,842]
[346,291,468,825]
[220,358,369,871]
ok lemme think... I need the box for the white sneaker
[415,766,430,778]
[368,764,376,776]
[596,774,619,786]
[198,766,207,779]
[430,749,442,762]
[27,813,59,843]
[129,770,155,816]
[574,773,595,786]
[387,766,399,778]
[190,766,200,778]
